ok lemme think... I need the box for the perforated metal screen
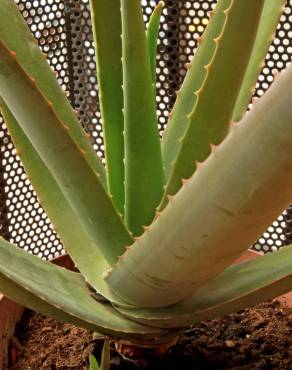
[0,0,292,259]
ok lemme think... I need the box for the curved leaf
[0,41,133,264]
[0,238,167,341]
[160,0,265,209]
[106,63,292,307]
[161,0,231,182]
[0,99,129,307]
[116,245,292,328]
[0,0,106,184]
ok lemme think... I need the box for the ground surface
[9,301,292,370]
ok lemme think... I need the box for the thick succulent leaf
[232,0,286,122]
[161,0,231,182]
[90,0,124,214]
[160,0,265,209]
[1,273,107,334]
[146,1,164,86]
[0,0,106,185]
[122,0,165,236]
[116,245,292,328]
[0,238,167,341]
[0,41,133,264]
[106,64,292,307]
[0,99,130,307]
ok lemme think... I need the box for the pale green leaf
[233,0,286,121]
[0,98,129,307]
[0,238,166,340]
[160,0,265,209]
[106,63,292,307]
[147,1,164,85]
[122,0,165,236]
[0,41,132,264]
[116,245,292,328]
[90,0,124,214]
[0,0,106,184]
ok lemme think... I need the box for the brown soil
[9,301,292,370]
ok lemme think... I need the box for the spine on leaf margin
[159,0,265,211]
[0,0,106,186]
[121,0,165,236]
[161,0,231,184]
[0,41,132,265]
[106,64,292,307]
[90,0,125,215]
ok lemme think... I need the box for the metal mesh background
[0,0,291,259]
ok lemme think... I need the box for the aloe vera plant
[0,0,292,358]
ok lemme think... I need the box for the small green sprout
[89,340,110,370]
